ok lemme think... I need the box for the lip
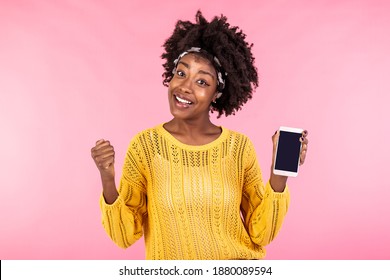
[173,92,194,104]
[171,92,195,109]
[172,95,191,109]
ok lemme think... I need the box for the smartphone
[273,126,303,177]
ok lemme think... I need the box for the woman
[91,11,309,260]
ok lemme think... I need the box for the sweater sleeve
[100,137,148,249]
[240,138,290,246]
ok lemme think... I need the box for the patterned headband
[172,47,227,92]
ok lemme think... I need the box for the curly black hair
[161,10,259,117]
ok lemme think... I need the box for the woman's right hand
[91,139,115,179]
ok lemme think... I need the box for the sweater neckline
[157,123,228,150]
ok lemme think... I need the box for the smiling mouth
[174,95,193,105]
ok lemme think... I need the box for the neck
[163,117,222,146]
[166,117,217,134]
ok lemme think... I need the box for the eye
[197,79,210,87]
[175,70,185,77]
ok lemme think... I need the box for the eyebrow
[178,61,216,79]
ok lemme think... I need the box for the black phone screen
[275,131,302,172]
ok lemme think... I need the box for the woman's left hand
[299,130,309,166]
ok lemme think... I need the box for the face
[168,54,219,121]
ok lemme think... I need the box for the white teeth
[175,96,192,104]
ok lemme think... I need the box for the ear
[215,92,222,99]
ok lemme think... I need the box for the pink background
[1,0,389,260]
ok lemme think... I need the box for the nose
[178,77,193,93]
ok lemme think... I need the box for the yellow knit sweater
[100,123,290,260]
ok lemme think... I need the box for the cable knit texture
[100,123,290,259]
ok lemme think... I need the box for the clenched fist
[91,139,115,179]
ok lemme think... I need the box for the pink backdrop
[1,0,389,260]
